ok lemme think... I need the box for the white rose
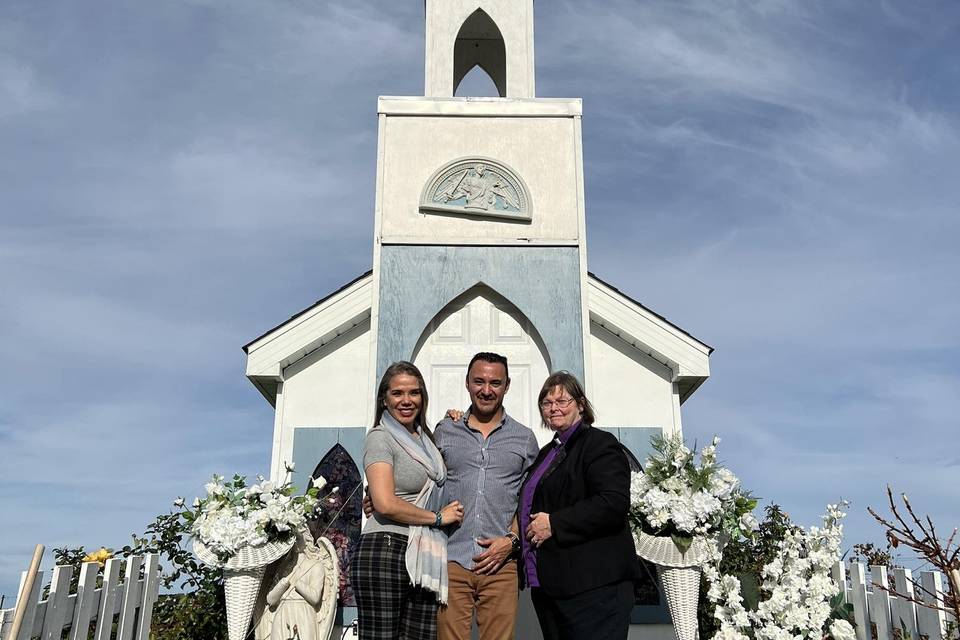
[701,445,716,462]
[715,627,749,640]
[648,509,669,529]
[644,488,671,511]
[205,482,225,496]
[662,476,684,493]
[691,491,722,519]
[739,512,759,532]
[829,620,855,640]
[670,501,697,532]
[671,447,690,469]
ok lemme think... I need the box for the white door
[413,286,553,446]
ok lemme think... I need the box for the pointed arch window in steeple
[453,9,506,98]
[456,64,501,97]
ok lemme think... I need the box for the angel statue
[435,164,520,212]
[254,529,339,640]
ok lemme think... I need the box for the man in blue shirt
[366,352,539,640]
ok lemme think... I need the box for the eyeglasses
[539,397,577,410]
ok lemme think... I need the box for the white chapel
[242,1,713,637]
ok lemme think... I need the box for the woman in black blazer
[518,371,639,640]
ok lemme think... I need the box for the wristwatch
[506,532,521,552]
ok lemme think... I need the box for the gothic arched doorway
[412,284,553,445]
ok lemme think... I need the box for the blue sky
[2,1,959,599]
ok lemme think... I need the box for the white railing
[0,554,160,640]
[833,560,957,640]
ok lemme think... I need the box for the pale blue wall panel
[291,426,365,489]
[377,245,584,381]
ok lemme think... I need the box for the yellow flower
[82,548,113,566]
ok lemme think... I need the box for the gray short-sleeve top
[362,426,431,536]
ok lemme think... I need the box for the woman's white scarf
[379,413,449,603]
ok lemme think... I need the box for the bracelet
[434,510,443,528]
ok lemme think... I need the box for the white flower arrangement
[182,466,323,561]
[703,502,852,640]
[630,433,757,553]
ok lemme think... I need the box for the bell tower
[369,0,590,410]
[424,0,536,98]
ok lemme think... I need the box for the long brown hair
[537,371,596,425]
[373,361,435,442]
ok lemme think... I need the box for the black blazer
[520,423,640,598]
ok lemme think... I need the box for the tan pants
[438,559,519,640]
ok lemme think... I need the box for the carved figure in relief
[435,163,520,212]
[254,530,338,640]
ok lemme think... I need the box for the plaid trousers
[351,532,439,640]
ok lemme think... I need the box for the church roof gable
[242,270,373,353]
[242,270,712,403]
[587,271,713,354]
[243,271,373,384]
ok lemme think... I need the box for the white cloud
[167,134,344,231]
[0,54,57,118]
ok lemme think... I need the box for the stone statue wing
[315,536,340,640]
[490,180,520,210]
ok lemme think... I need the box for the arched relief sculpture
[420,157,531,222]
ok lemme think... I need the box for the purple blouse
[519,421,581,587]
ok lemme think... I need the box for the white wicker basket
[224,565,267,640]
[633,531,718,640]
[632,530,714,568]
[658,565,702,640]
[193,537,295,570]
[194,537,296,640]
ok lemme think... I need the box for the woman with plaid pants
[352,362,464,639]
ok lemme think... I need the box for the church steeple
[424,0,536,98]
[370,0,588,388]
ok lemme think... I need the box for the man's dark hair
[466,352,509,380]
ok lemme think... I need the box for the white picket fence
[0,554,160,640]
[833,560,957,640]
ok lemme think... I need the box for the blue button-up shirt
[434,409,540,570]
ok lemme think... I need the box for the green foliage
[943,620,958,640]
[672,533,694,554]
[121,510,227,639]
[41,512,227,639]
[41,547,89,598]
[642,433,696,485]
[698,503,801,639]
[828,592,855,626]
[850,542,895,570]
